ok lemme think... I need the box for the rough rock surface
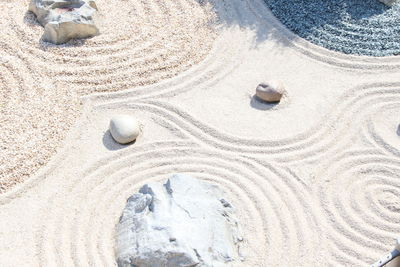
[115,174,243,267]
[256,80,285,103]
[109,115,140,144]
[28,0,99,44]
[378,0,398,6]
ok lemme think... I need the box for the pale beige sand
[1,0,400,266]
[0,0,216,192]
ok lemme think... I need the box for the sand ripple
[318,152,400,265]
[1,0,400,266]
[37,142,321,266]
[0,0,216,192]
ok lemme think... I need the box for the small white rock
[109,115,140,144]
[256,80,286,103]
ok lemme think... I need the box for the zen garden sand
[1,0,400,266]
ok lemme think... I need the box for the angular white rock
[109,115,140,144]
[116,174,243,267]
[371,238,400,267]
[379,0,398,6]
[256,80,286,103]
[28,0,99,44]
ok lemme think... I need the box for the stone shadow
[197,0,292,48]
[23,11,41,27]
[199,0,386,47]
[249,95,280,111]
[102,130,135,151]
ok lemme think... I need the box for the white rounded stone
[109,115,140,144]
[256,80,286,103]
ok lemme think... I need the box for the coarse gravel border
[264,0,400,57]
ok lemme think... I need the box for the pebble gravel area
[264,0,400,57]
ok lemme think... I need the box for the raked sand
[1,0,400,266]
[0,0,216,192]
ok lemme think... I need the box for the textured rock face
[371,238,400,267]
[116,174,243,267]
[256,80,285,103]
[28,0,99,44]
[378,0,398,6]
[109,115,140,144]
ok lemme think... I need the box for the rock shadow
[397,124,400,137]
[200,0,386,48]
[102,130,135,151]
[196,0,291,49]
[23,11,41,27]
[249,95,280,111]
[38,38,87,50]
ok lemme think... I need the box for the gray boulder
[378,0,398,6]
[115,174,244,267]
[28,0,99,44]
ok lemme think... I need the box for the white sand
[0,0,215,192]
[1,0,400,266]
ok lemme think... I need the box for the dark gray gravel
[264,0,400,57]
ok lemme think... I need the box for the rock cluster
[109,114,140,144]
[256,80,286,103]
[28,0,99,44]
[115,174,244,267]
